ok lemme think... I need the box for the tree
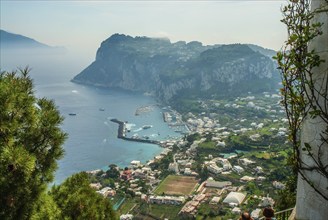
[275,0,328,218]
[106,164,120,179]
[0,69,67,219]
[50,172,116,220]
[0,69,116,219]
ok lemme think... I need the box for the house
[141,194,147,200]
[154,155,164,161]
[184,168,192,175]
[179,201,197,218]
[97,187,116,197]
[216,141,226,147]
[259,196,275,207]
[86,169,102,175]
[233,165,245,174]
[223,163,232,171]
[133,169,146,179]
[179,195,203,218]
[256,176,266,181]
[130,160,141,167]
[255,166,263,173]
[141,167,151,173]
[121,168,132,181]
[232,207,241,214]
[207,164,222,174]
[240,176,255,182]
[206,180,232,189]
[168,163,178,172]
[120,214,133,220]
[193,194,206,202]
[251,208,262,220]
[223,192,246,205]
[149,195,185,205]
[209,196,221,204]
[89,182,102,190]
[239,158,255,166]
[250,134,261,141]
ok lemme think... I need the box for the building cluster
[88,92,290,219]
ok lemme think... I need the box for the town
[86,91,293,220]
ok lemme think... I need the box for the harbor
[110,119,160,145]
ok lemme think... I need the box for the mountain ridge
[0,29,65,52]
[73,34,279,102]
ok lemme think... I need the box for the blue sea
[1,50,180,184]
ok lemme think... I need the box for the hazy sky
[1,0,287,60]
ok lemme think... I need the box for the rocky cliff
[72,34,279,102]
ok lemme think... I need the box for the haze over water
[1,50,181,184]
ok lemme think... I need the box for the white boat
[142,125,152,129]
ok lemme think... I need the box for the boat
[68,113,77,116]
[131,134,139,139]
[99,108,105,111]
[142,125,152,129]
[142,135,150,140]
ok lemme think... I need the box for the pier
[110,119,160,145]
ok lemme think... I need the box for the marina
[110,119,160,145]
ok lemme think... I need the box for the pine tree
[50,172,117,220]
[0,69,67,219]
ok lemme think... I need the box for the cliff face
[72,34,279,102]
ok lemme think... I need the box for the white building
[207,164,223,174]
[184,168,192,175]
[239,158,255,166]
[131,160,141,167]
[240,176,256,182]
[251,208,262,219]
[232,207,241,214]
[209,196,221,204]
[120,214,133,220]
[206,180,232,189]
[259,196,275,207]
[149,195,185,205]
[223,192,246,205]
[233,165,245,174]
[255,166,263,173]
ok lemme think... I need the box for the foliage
[30,192,61,220]
[275,0,328,201]
[0,69,67,219]
[50,172,116,220]
[0,69,117,219]
[106,164,120,179]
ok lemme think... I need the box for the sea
[1,50,181,184]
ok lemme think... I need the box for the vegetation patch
[154,175,199,195]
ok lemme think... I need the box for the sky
[0,0,287,60]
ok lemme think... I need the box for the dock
[110,119,160,145]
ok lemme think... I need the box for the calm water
[1,50,180,184]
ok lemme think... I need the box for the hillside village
[86,91,292,220]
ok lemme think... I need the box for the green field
[154,175,199,196]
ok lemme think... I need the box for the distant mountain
[73,34,279,102]
[0,29,65,52]
[247,44,277,58]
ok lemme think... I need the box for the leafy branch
[274,0,328,201]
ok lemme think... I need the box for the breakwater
[110,119,160,145]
